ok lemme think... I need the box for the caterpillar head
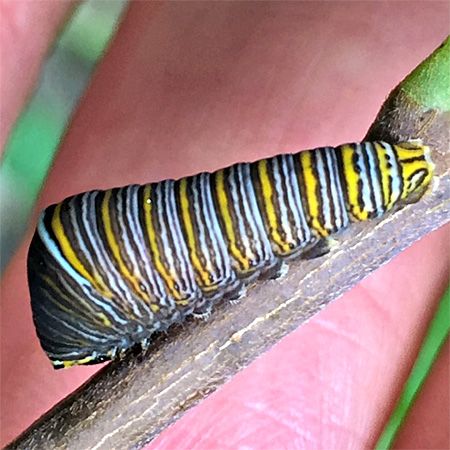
[395,140,435,205]
[338,140,434,221]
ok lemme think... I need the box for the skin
[1,2,449,448]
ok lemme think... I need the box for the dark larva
[27,140,434,368]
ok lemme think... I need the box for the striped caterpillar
[27,140,434,369]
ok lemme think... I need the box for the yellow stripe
[143,185,182,300]
[42,276,115,342]
[98,313,112,327]
[179,179,213,287]
[60,355,96,368]
[44,267,113,329]
[299,151,330,235]
[215,170,250,271]
[40,288,87,348]
[340,145,368,221]
[43,274,92,317]
[257,160,292,250]
[52,204,94,283]
[374,142,393,209]
[101,190,150,301]
[51,203,112,296]
[395,145,426,161]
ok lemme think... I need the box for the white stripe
[315,150,333,231]
[240,164,274,264]
[272,157,293,246]
[159,181,198,299]
[355,144,375,214]
[383,143,402,205]
[365,143,384,217]
[328,148,349,229]
[69,194,142,322]
[281,154,311,246]
[127,185,170,306]
[202,173,234,281]
[37,215,91,290]
[192,176,214,280]
[85,192,143,318]
[229,166,252,260]
[82,193,127,298]
[116,187,154,318]
[57,270,128,329]
[38,296,109,344]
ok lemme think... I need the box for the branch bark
[7,38,450,450]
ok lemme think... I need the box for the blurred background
[1,2,448,448]
[0,0,127,272]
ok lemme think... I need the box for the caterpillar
[27,140,434,369]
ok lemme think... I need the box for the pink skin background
[1,2,449,448]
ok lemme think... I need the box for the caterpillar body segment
[27,140,434,368]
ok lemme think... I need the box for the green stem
[375,287,450,449]
[365,35,450,148]
[401,35,450,111]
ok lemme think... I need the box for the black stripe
[361,143,377,218]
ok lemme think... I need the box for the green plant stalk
[365,35,450,151]
[401,36,450,110]
[375,288,450,450]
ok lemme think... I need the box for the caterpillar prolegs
[27,140,434,368]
